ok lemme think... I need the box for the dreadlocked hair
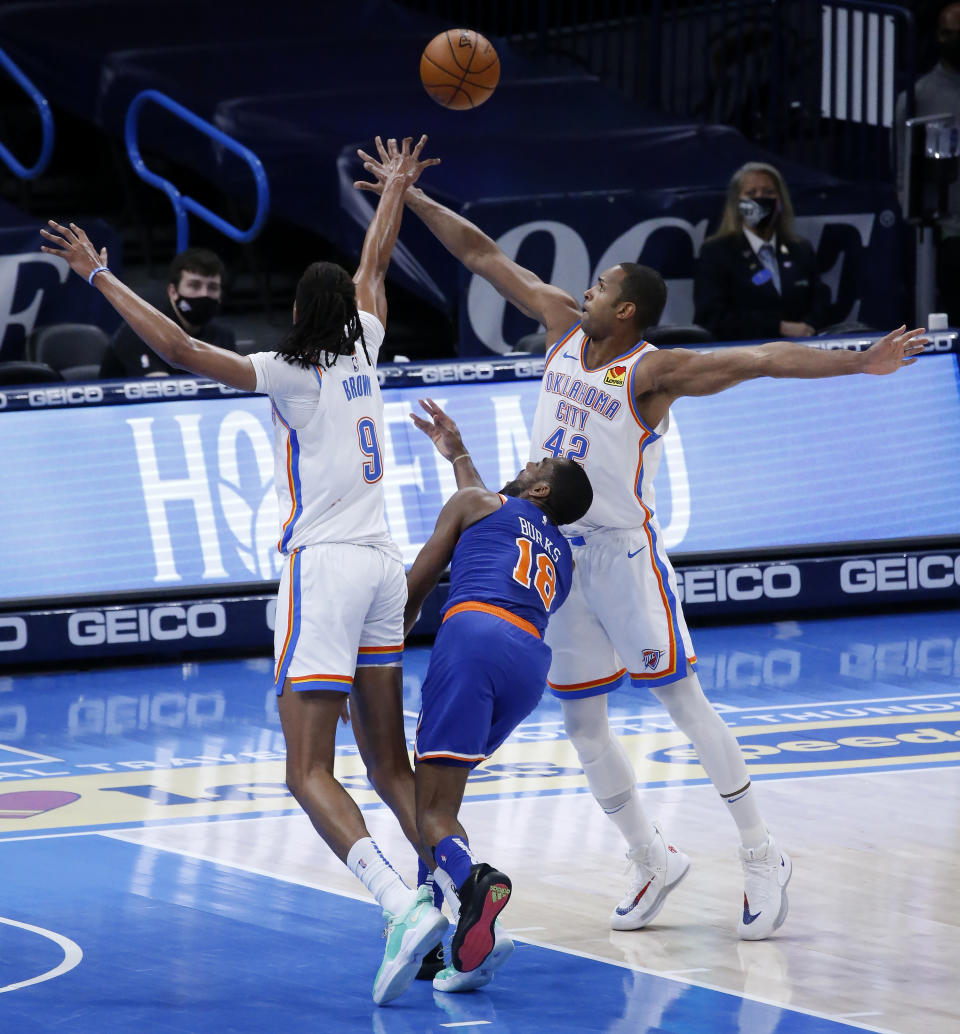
[276,261,368,369]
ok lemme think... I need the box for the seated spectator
[694,162,829,341]
[99,248,236,377]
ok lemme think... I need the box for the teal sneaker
[433,923,514,993]
[372,886,449,1005]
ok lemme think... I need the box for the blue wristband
[87,265,108,285]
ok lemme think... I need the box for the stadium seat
[28,323,111,374]
[512,332,547,354]
[0,361,64,385]
[644,324,715,345]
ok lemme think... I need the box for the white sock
[346,836,416,916]
[563,695,658,854]
[433,865,461,923]
[652,674,768,849]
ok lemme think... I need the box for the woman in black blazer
[694,162,830,341]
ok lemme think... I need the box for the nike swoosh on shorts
[627,547,647,558]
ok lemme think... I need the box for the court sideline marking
[94,829,898,1034]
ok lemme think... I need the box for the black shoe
[415,941,445,980]
[451,863,512,973]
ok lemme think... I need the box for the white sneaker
[373,886,449,1005]
[433,923,515,993]
[738,834,792,940]
[610,824,690,931]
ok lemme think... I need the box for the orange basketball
[420,28,500,110]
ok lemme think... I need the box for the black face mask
[738,196,780,230]
[174,293,220,327]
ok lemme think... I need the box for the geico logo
[927,333,956,352]
[68,691,226,734]
[123,380,198,401]
[28,384,104,406]
[0,616,28,652]
[807,338,871,352]
[511,360,544,379]
[67,604,226,645]
[420,363,495,383]
[661,725,960,764]
[678,564,801,603]
[840,555,960,593]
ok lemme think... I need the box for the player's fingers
[374,136,388,161]
[411,133,428,157]
[69,222,87,242]
[400,136,413,154]
[387,137,398,158]
[422,157,441,167]
[357,149,375,164]
[38,228,61,242]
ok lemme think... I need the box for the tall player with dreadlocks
[41,136,447,1006]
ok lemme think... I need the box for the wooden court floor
[1,607,958,1033]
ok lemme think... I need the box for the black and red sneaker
[451,863,512,973]
[415,941,445,980]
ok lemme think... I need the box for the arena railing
[0,44,54,180]
[124,89,270,253]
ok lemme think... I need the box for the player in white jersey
[42,136,452,1005]
[355,145,927,940]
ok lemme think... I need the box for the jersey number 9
[357,417,383,483]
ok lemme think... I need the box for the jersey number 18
[512,537,558,610]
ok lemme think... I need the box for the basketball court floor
[2,606,958,1033]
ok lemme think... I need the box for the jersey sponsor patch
[604,365,627,387]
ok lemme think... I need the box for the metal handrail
[0,45,54,180]
[124,89,270,252]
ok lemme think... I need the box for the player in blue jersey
[405,398,592,993]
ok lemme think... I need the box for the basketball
[420,29,500,110]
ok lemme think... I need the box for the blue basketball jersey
[444,495,574,637]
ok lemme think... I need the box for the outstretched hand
[353,134,439,196]
[861,325,928,375]
[39,220,108,281]
[409,397,467,462]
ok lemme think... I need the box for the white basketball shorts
[545,525,696,699]
[273,542,406,693]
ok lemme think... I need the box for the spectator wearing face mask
[99,247,237,378]
[693,162,829,341]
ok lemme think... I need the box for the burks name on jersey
[516,513,562,564]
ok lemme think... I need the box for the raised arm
[355,152,579,340]
[633,326,928,427]
[409,397,486,489]
[39,222,257,390]
[353,135,438,323]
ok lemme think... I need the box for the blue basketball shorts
[414,607,551,768]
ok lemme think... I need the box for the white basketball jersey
[248,310,399,559]
[529,322,667,537]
